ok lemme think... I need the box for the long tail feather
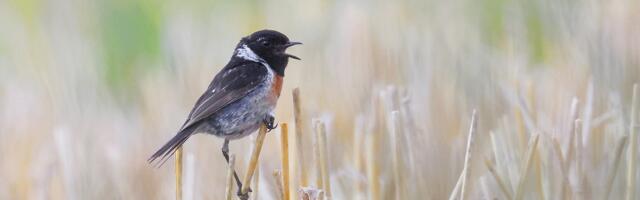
[148,125,197,167]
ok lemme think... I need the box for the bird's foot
[237,188,252,200]
[263,115,278,132]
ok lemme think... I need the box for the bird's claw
[237,188,252,200]
[263,115,278,132]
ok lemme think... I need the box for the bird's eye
[261,41,271,47]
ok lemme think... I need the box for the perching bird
[148,29,301,195]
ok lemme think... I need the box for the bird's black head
[235,30,301,76]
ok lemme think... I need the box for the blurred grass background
[0,0,639,199]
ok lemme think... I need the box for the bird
[148,29,301,196]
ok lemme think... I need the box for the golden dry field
[0,0,639,199]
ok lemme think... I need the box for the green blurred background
[0,0,639,199]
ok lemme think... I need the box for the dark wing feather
[148,62,269,166]
[181,62,269,131]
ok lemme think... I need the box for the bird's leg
[263,113,278,132]
[221,139,251,195]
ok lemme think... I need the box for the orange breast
[271,75,284,98]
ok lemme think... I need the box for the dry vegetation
[1,0,640,199]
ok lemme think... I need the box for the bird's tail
[148,125,197,167]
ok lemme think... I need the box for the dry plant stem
[225,155,236,200]
[564,98,579,170]
[449,110,477,200]
[459,110,477,200]
[574,119,585,199]
[293,88,309,187]
[352,118,365,198]
[280,123,291,200]
[448,172,464,200]
[390,111,405,200]
[241,124,268,198]
[485,158,513,200]
[252,166,260,200]
[316,121,332,199]
[312,121,323,189]
[514,134,540,200]
[627,83,638,200]
[366,133,380,200]
[605,136,628,199]
[551,138,572,200]
[274,170,284,200]
[175,146,183,200]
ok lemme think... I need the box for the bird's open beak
[283,41,302,60]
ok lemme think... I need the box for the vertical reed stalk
[316,121,332,199]
[175,146,183,200]
[252,166,260,200]
[390,111,405,200]
[551,138,572,200]
[574,119,585,199]
[241,124,268,197]
[459,110,477,200]
[353,118,365,199]
[293,88,309,187]
[274,170,285,200]
[485,158,513,199]
[514,134,540,200]
[225,155,236,200]
[604,136,628,199]
[366,133,380,200]
[627,84,638,200]
[281,123,291,200]
[449,110,478,200]
[312,121,323,189]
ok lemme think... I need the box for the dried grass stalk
[313,121,323,189]
[175,146,183,200]
[574,119,586,199]
[485,158,513,199]
[241,124,268,196]
[604,136,628,199]
[366,133,380,200]
[627,83,638,200]
[280,123,291,200]
[390,111,405,200]
[225,155,236,200]
[274,170,284,200]
[551,138,572,199]
[252,166,260,200]
[514,134,540,200]
[293,88,309,187]
[449,110,478,200]
[316,121,332,199]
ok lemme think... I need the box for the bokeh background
[1,0,639,199]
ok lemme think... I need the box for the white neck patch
[235,44,268,67]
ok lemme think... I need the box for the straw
[312,121,325,195]
[316,121,332,199]
[274,170,284,200]
[449,110,478,200]
[390,111,405,200]
[604,136,628,199]
[485,158,513,199]
[626,83,638,200]
[514,134,540,200]
[240,124,268,198]
[366,133,380,200]
[293,88,309,187]
[175,146,183,200]
[281,123,291,200]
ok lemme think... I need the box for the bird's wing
[180,62,270,131]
